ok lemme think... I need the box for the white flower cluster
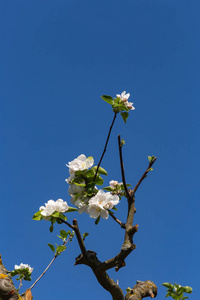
[14,263,33,273]
[66,154,94,183]
[116,91,135,110]
[87,190,119,219]
[39,199,69,217]
[109,180,123,195]
[66,154,120,219]
[109,180,122,188]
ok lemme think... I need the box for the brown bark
[0,254,21,300]
[125,280,157,300]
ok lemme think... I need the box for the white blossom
[87,190,119,219]
[124,101,135,110]
[116,91,130,102]
[109,180,122,188]
[14,263,33,273]
[65,172,75,184]
[73,199,88,214]
[68,184,85,196]
[116,91,135,111]
[39,199,69,217]
[66,154,94,175]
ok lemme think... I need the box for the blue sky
[1,0,199,299]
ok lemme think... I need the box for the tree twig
[29,236,71,290]
[109,211,125,228]
[93,112,117,182]
[60,218,87,257]
[132,157,157,195]
[118,135,129,198]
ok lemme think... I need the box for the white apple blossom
[109,180,122,188]
[39,199,69,217]
[14,263,33,273]
[68,183,85,196]
[116,91,135,111]
[87,190,119,219]
[124,101,135,110]
[73,199,89,214]
[66,154,94,175]
[116,91,130,102]
[65,172,75,184]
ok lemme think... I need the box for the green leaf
[56,245,66,255]
[94,176,104,185]
[103,187,113,191]
[101,95,113,104]
[92,166,107,176]
[120,139,125,147]
[32,211,43,221]
[126,287,131,292]
[67,207,78,212]
[95,215,101,225]
[162,283,174,289]
[60,230,69,239]
[48,243,55,253]
[148,155,155,163]
[98,167,108,175]
[121,112,129,123]
[72,182,86,187]
[183,286,192,294]
[121,184,131,190]
[49,223,54,232]
[112,206,118,211]
[82,232,89,241]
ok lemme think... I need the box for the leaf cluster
[162,282,192,300]
[10,268,32,281]
[101,95,130,123]
[71,165,108,199]
[48,230,74,256]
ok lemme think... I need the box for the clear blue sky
[1,0,199,299]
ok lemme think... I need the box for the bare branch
[60,218,87,257]
[125,280,157,300]
[29,236,71,291]
[72,219,87,257]
[118,135,129,198]
[75,251,124,300]
[93,112,117,182]
[109,211,126,228]
[132,157,157,195]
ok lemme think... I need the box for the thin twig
[59,218,74,229]
[18,278,23,291]
[118,135,129,198]
[132,157,157,195]
[29,236,71,290]
[109,211,125,228]
[93,112,117,182]
[72,219,87,257]
[60,218,87,257]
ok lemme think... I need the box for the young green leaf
[148,155,155,163]
[60,230,69,239]
[56,245,66,255]
[95,215,101,225]
[101,95,113,104]
[32,211,43,221]
[103,187,113,192]
[48,243,55,253]
[49,222,54,233]
[121,111,129,123]
[67,207,79,212]
[82,232,89,241]
[120,139,125,147]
